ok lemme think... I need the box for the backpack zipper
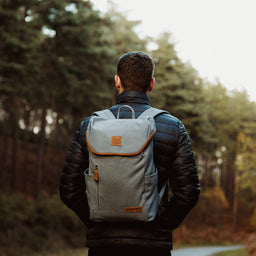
[94,165,100,207]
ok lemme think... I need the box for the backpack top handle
[117,105,135,119]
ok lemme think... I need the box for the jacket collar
[116,90,151,105]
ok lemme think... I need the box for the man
[59,51,200,256]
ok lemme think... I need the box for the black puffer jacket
[59,90,200,250]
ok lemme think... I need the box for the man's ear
[115,75,124,94]
[115,75,121,90]
[147,78,155,93]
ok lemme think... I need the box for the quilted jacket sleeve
[59,120,91,226]
[166,121,200,230]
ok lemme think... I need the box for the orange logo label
[111,136,122,146]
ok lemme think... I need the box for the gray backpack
[84,105,167,222]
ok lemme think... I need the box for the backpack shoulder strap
[93,109,116,119]
[138,107,168,119]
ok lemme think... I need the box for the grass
[213,248,248,256]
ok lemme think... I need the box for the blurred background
[0,0,256,255]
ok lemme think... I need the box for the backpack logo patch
[111,136,122,146]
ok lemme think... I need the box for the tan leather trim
[86,130,156,156]
[125,206,143,213]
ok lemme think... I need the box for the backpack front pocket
[144,169,159,221]
[84,167,100,216]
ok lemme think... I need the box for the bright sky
[92,0,256,102]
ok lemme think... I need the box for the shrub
[0,192,86,256]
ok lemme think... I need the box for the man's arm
[59,121,91,226]
[166,121,200,230]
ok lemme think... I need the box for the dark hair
[117,51,154,92]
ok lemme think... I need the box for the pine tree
[0,0,40,191]
[150,33,205,146]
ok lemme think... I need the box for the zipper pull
[94,166,99,182]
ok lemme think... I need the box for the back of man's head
[117,51,154,92]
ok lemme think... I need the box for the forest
[0,1,256,256]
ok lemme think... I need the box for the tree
[230,92,256,230]
[101,1,148,103]
[201,81,231,189]
[104,1,147,57]
[0,0,40,191]
[150,33,206,149]
[28,0,118,194]
[202,83,256,229]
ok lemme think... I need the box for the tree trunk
[227,156,235,209]
[204,157,209,189]
[37,106,47,196]
[10,99,21,191]
[232,100,240,230]
[54,112,62,151]
[0,111,10,191]
[22,106,31,194]
[221,159,228,195]
[232,168,238,231]
[232,134,240,231]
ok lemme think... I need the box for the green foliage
[0,0,41,137]
[31,0,116,119]
[104,3,147,56]
[0,192,86,256]
[150,32,206,149]
[0,0,40,92]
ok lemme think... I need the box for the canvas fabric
[85,105,166,222]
